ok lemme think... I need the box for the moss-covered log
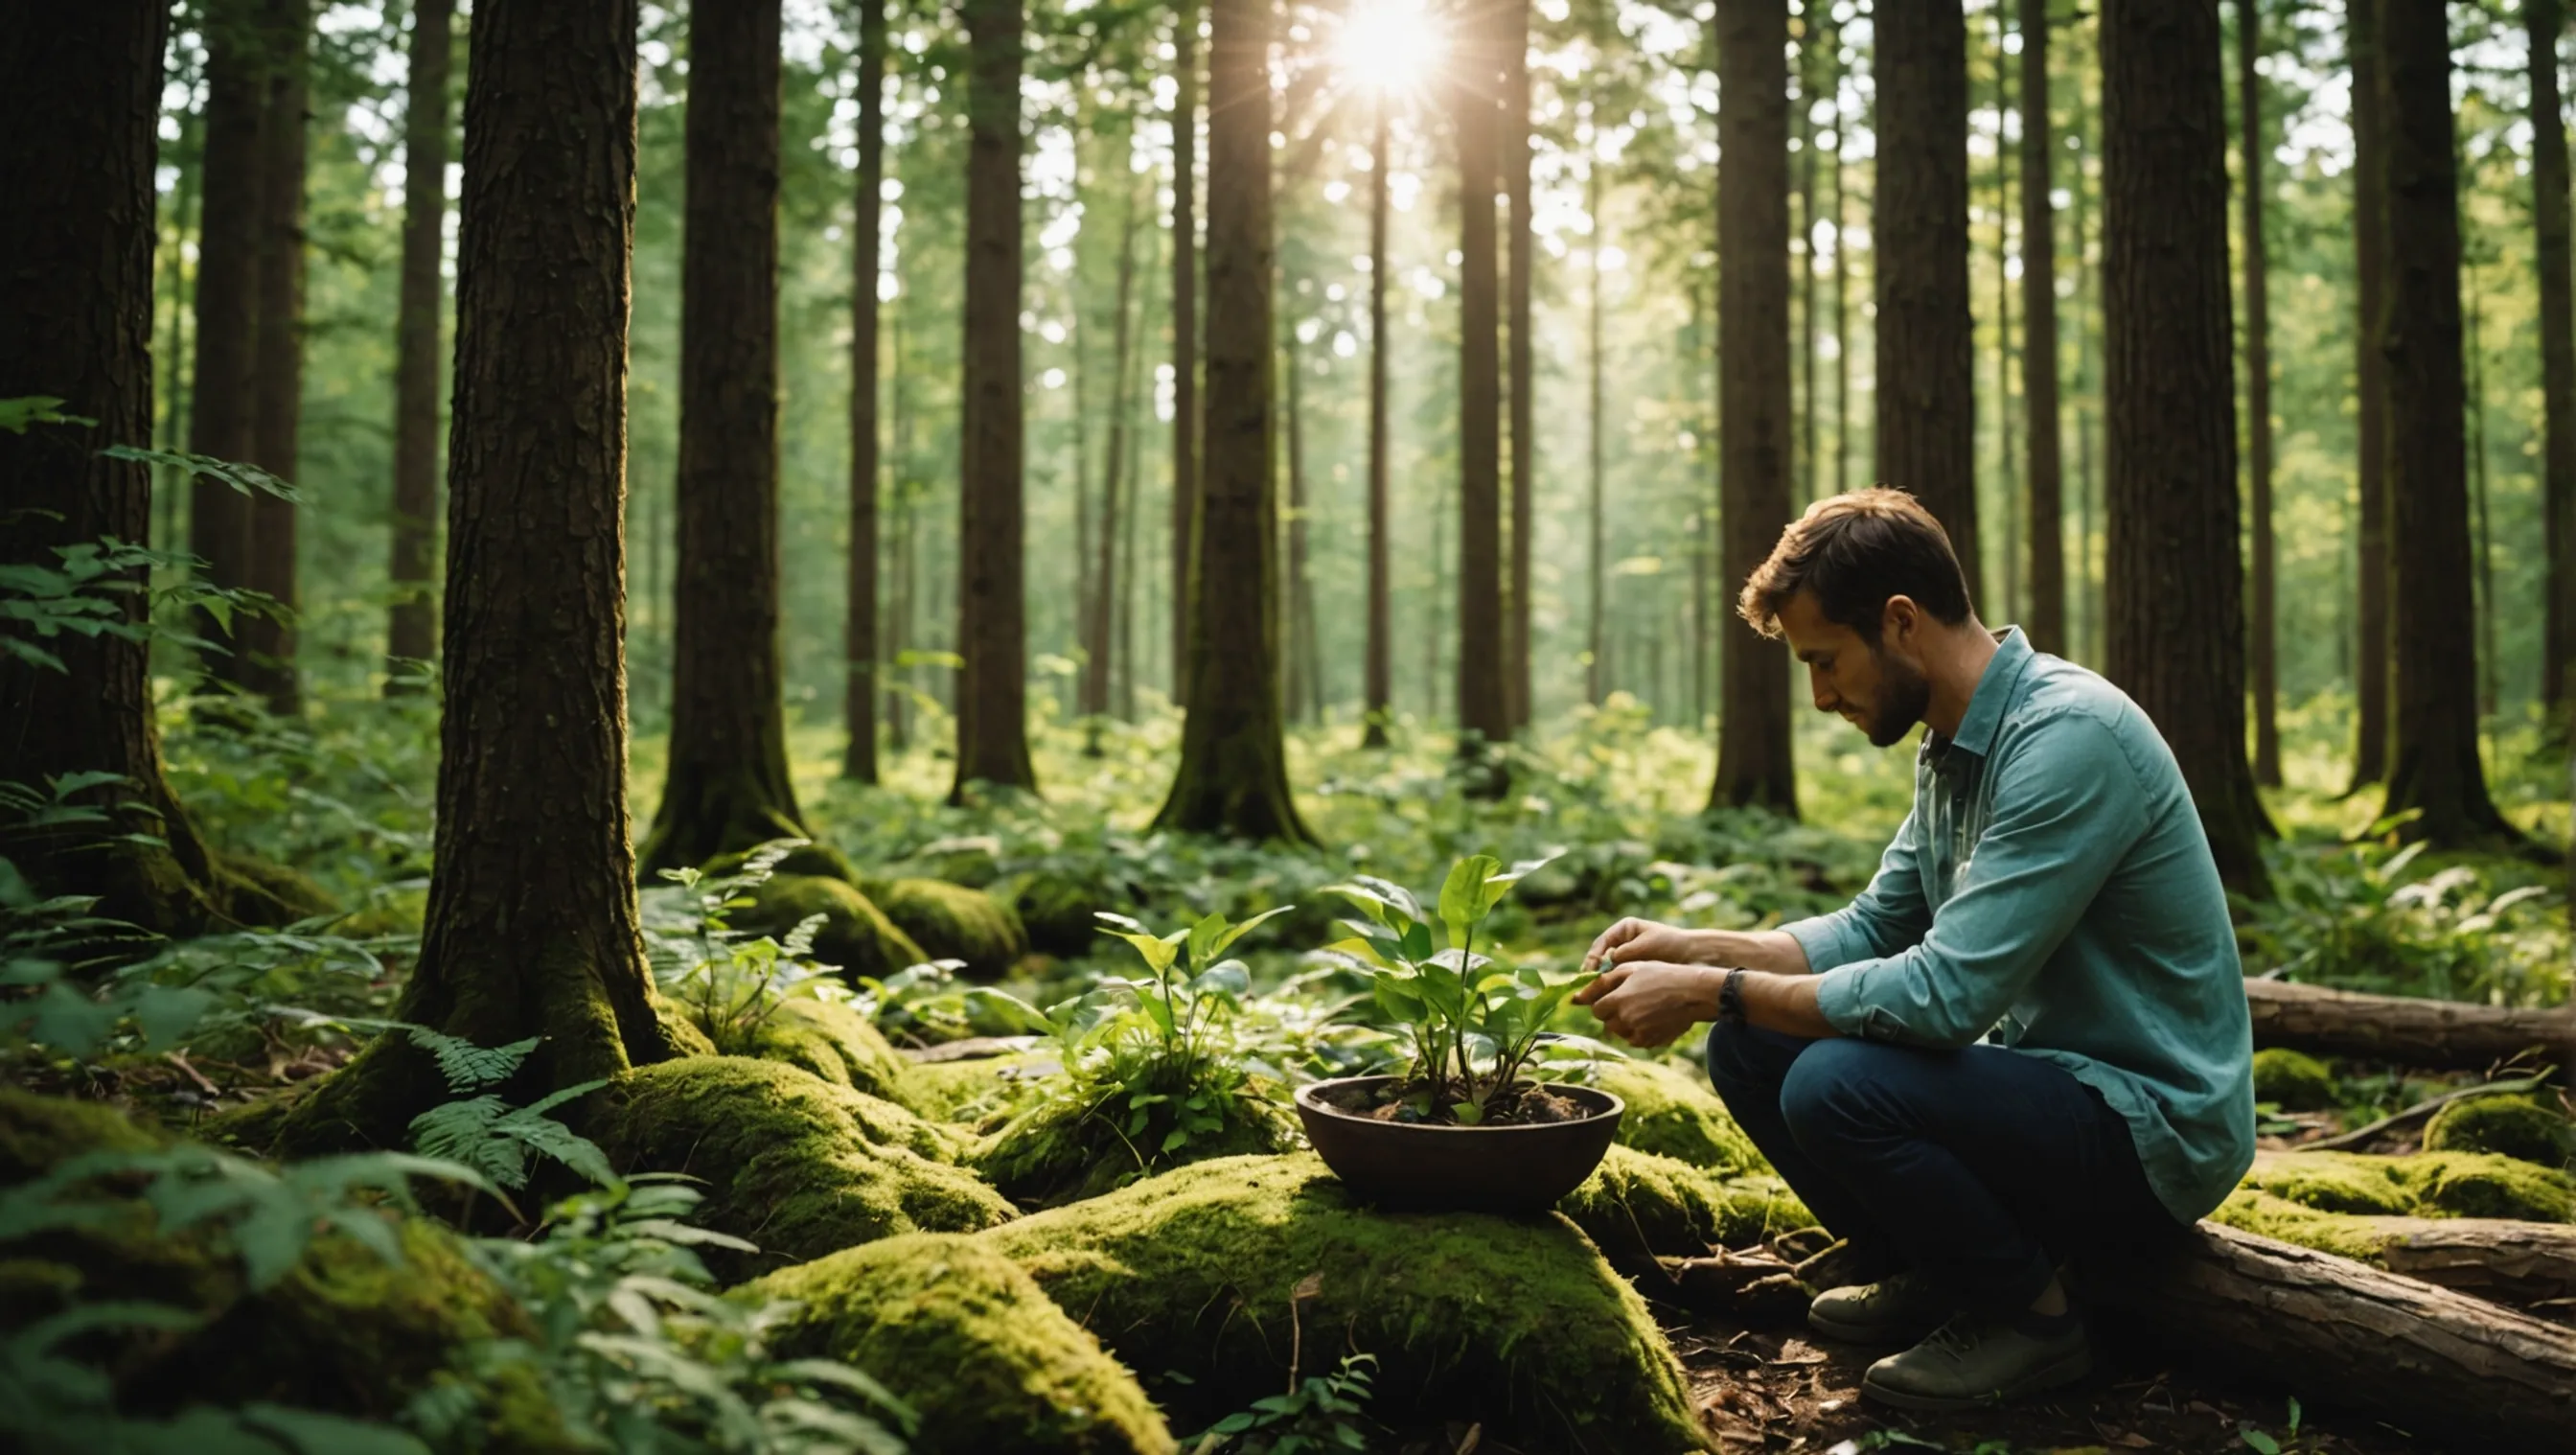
[982,1154,1711,1452]
[864,876,1028,980]
[589,1056,1013,1278]
[753,1234,1177,1454]
[2242,1148,2573,1223]
[2243,978,2576,1074]
[2210,1190,2576,1305]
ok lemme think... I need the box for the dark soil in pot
[1294,1074,1623,1214]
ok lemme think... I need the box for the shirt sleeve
[1812,714,2150,1048]
[1779,806,1933,973]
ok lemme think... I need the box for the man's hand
[1575,960,1722,1049]
[1581,917,1709,976]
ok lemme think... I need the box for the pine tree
[386,0,451,687]
[2530,0,2575,717]
[2021,0,2066,654]
[1874,0,1977,589]
[2241,0,2280,786]
[240,0,309,717]
[843,0,887,782]
[2348,0,2393,789]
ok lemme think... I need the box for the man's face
[1778,590,1930,749]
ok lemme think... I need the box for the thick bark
[952,0,1036,797]
[1152,0,1310,843]
[2356,1217,2576,1308]
[2535,0,2576,717]
[1283,331,1318,724]
[387,0,451,688]
[2378,0,2514,847]
[2088,1222,2576,1451]
[1713,0,1797,815]
[1992,4,2016,620]
[1364,98,1392,748]
[1587,165,1608,709]
[2100,0,2272,898]
[2021,0,2065,656]
[644,0,810,872]
[1082,186,1140,725]
[1454,0,1507,751]
[2241,0,2280,787]
[1796,24,1817,511]
[2349,0,2392,790]
[1505,0,1534,733]
[156,109,200,557]
[843,0,886,782]
[240,0,308,719]
[278,0,702,1152]
[1829,45,1851,500]
[1873,0,1977,593]
[1169,2,1201,706]
[188,0,267,685]
[2242,978,2576,1073]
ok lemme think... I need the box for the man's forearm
[1690,928,1815,977]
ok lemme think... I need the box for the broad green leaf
[1208,904,1297,958]
[1322,936,1388,968]
[1477,850,1563,917]
[1448,1102,1484,1125]
[1438,855,1503,947]
[1397,920,1435,964]
[1188,959,1251,999]
[1099,929,1179,976]
[133,982,217,1050]
[1185,911,1230,970]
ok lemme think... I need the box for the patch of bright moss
[716,997,925,1113]
[2206,1189,2393,1262]
[908,1051,1052,1125]
[866,877,1029,981]
[973,1077,1299,1208]
[590,1056,1014,1278]
[2423,1095,2575,1168]
[2242,1149,2574,1223]
[2249,1048,2339,1112]
[1559,1143,1812,1259]
[753,1233,1176,1454]
[734,872,927,983]
[981,1153,1711,1452]
[1593,1058,1767,1176]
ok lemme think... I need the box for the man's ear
[1882,593,1920,644]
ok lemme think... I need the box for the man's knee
[1778,1036,1907,1144]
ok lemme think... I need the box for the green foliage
[643,840,850,1055]
[2239,839,2569,1005]
[1188,1352,1380,1454]
[1,530,281,674]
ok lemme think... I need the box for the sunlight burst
[1333,0,1446,100]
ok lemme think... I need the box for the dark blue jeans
[1705,1023,2174,1314]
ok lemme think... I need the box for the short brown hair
[1737,488,1975,641]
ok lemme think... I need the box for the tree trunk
[1283,328,1315,724]
[887,300,911,751]
[1712,0,1798,815]
[1992,3,2017,621]
[1829,40,1851,500]
[1454,0,1507,754]
[1363,96,1392,748]
[952,0,1037,798]
[387,0,451,690]
[2021,0,2065,656]
[188,0,265,686]
[2377,0,2515,847]
[2241,0,2280,787]
[2349,0,2393,791]
[644,0,811,872]
[2533,0,2576,719]
[1153,0,1309,843]
[1587,164,1609,710]
[1796,24,1818,511]
[156,108,200,558]
[1504,0,1534,734]
[240,0,308,719]
[1169,2,1201,708]
[1083,184,1140,727]
[2242,978,2576,1073]
[0,0,305,935]
[2101,0,2271,898]
[2087,1222,2576,1452]
[2472,269,2497,720]
[1118,289,1145,724]
[843,0,886,782]
[1874,0,1977,592]
[276,0,705,1150]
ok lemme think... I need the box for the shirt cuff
[1812,964,1883,1038]
[1781,913,1871,974]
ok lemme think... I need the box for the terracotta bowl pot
[1292,1074,1624,1214]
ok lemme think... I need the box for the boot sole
[1856,1344,2093,1412]
[1806,1306,1950,1347]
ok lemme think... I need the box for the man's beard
[1863,648,1932,748]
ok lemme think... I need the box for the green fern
[406,1077,612,1192]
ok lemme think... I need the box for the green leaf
[1448,1101,1484,1125]
[2240,1430,2282,1455]
[1099,929,1180,976]
[1477,850,1562,917]
[1208,904,1297,958]
[133,982,217,1050]
[1438,855,1503,947]
[0,396,92,432]
[1322,936,1387,968]
[1185,911,1229,970]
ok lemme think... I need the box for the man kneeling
[1576,489,2253,1411]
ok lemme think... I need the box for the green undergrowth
[974,1084,1298,1206]
[1593,1056,1767,1175]
[861,876,1030,980]
[2422,1094,2575,1168]
[2239,1148,2575,1223]
[906,1050,1052,1123]
[587,1055,1014,1278]
[713,996,928,1114]
[1559,1143,1811,1259]
[753,1233,1177,1455]
[980,1153,1711,1453]
[734,873,927,983]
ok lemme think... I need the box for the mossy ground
[2249,1048,2340,1112]
[973,1074,1300,1207]
[1002,869,1104,958]
[753,1233,1177,1455]
[908,1050,1053,1124]
[981,1153,1712,1454]
[735,872,927,983]
[706,996,928,1113]
[1559,1143,1811,1260]
[863,876,1030,980]
[2239,1148,2574,1222]
[2422,1094,2574,1168]
[1593,1057,1767,1176]
[588,1056,1015,1278]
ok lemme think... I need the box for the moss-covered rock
[865,877,1029,981]
[1558,1143,1812,1259]
[2423,1095,2575,1168]
[696,841,863,885]
[2249,1048,2339,1112]
[590,1056,1015,1278]
[982,1154,1712,1453]
[1594,1058,1766,1176]
[734,872,927,983]
[904,840,1005,889]
[0,1086,157,1179]
[713,997,925,1113]
[909,1051,1052,1125]
[2240,1149,2575,1223]
[1002,870,1103,958]
[973,1080,1300,1208]
[753,1234,1176,1454]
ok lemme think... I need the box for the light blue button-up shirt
[1781,627,2256,1224]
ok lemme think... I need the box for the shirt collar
[1938,626,2034,760]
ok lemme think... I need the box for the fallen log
[2088,1221,2576,1451]
[2243,979,2576,1074]
[2360,1216,2576,1308]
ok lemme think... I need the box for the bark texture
[843,0,886,782]
[2349,0,2392,790]
[278,0,702,1152]
[2377,0,2515,847]
[2542,0,2576,718]
[645,0,809,873]
[1713,0,1797,815]
[1453,0,1507,751]
[1363,98,1392,748]
[2099,0,2271,897]
[2241,0,2279,787]
[1505,0,1534,732]
[188,0,268,684]
[2242,978,2576,1073]
[1873,0,1977,592]
[386,0,452,686]
[952,0,1036,797]
[2356,1217,2576,1307]
[2020,0,2065,655]
[240,0,308,718]
[1152,0,1310,843]
[1082,188,1140,726]
[1169,3,1201,706]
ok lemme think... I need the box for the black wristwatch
[1716,967,1747,1025]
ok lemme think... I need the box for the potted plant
[1295,853,1622,1213]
